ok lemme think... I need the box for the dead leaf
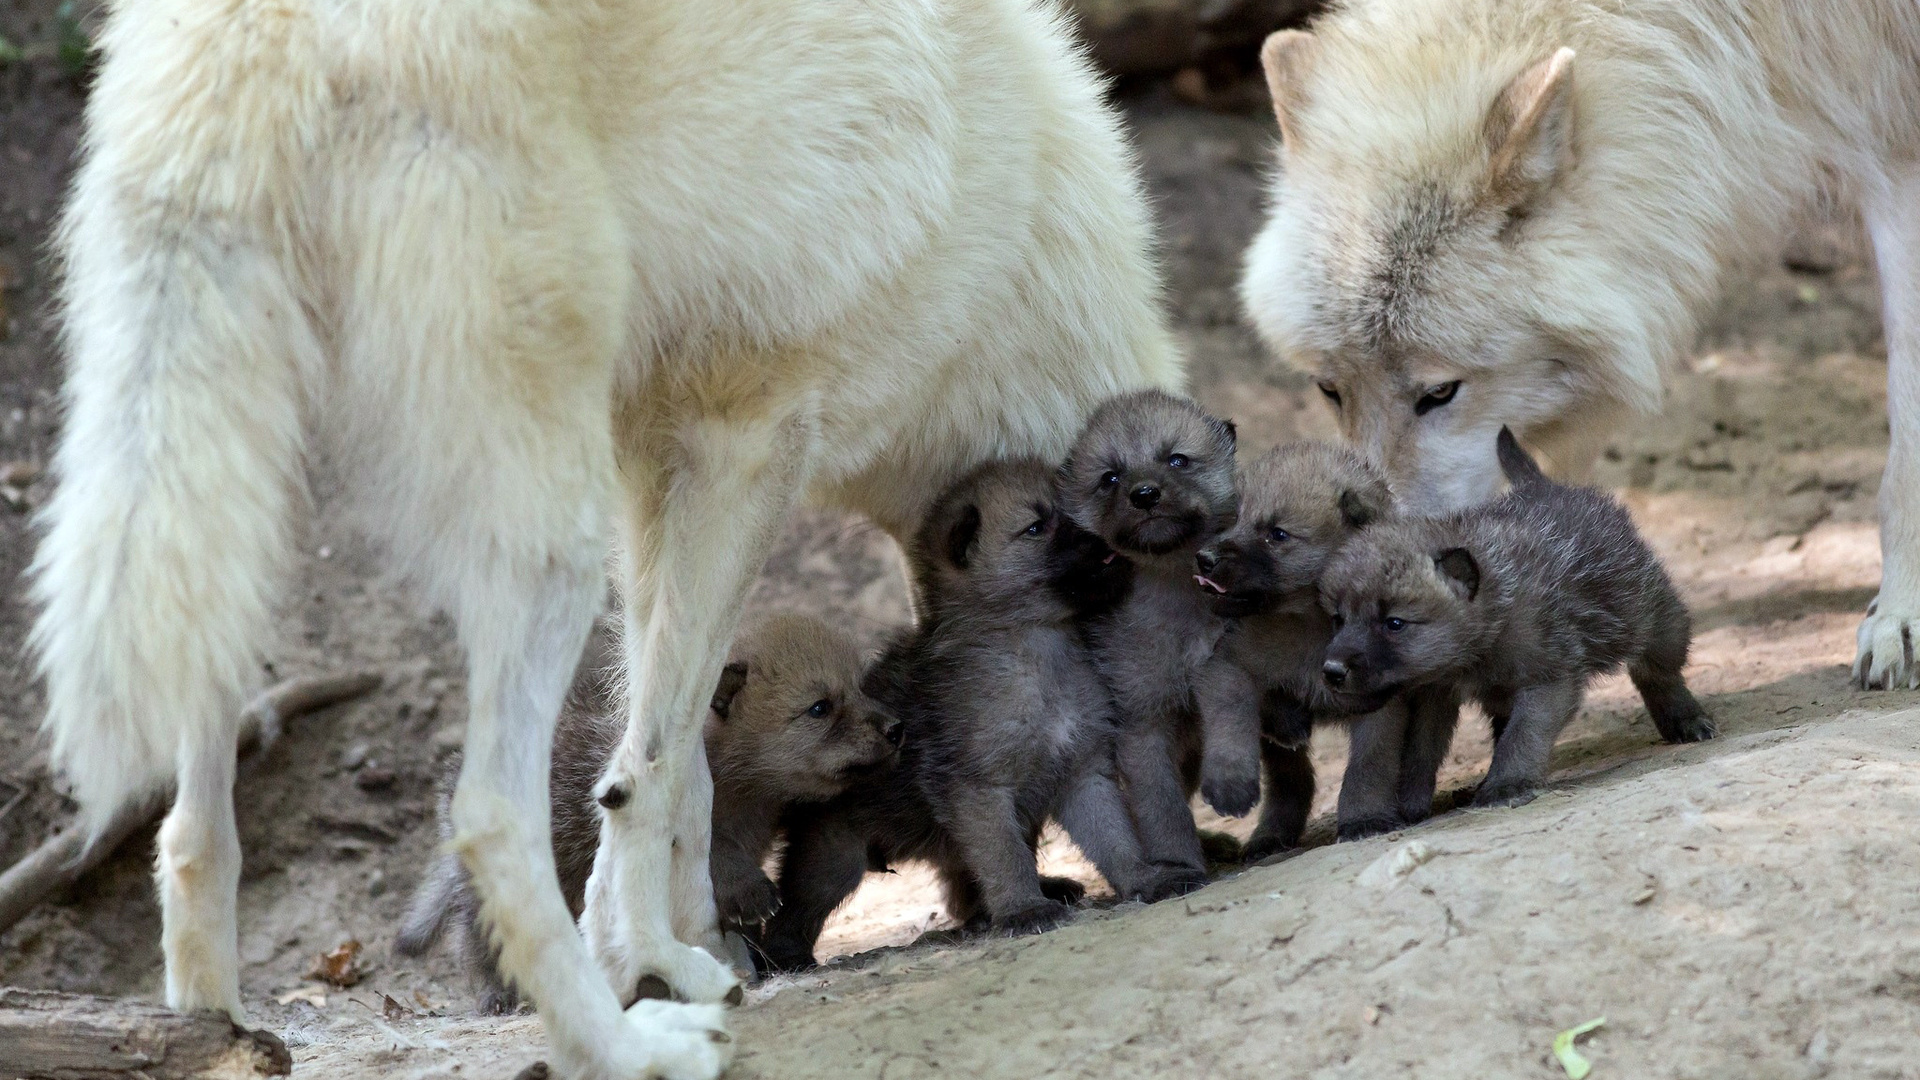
[275,983,328,1007]
[380,991,415,1021]
[413,988,434,1011]
[309,939,367,987]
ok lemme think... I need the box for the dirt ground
[4,18,1920,1080]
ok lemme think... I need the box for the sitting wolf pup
[397,614,901,1011]
[757,458,1168,971]
[1320,429,1715,809]
[1190,442,1455,854]
[1058,390,1240,886]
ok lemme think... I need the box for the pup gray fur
[1320,428,1714,809]
[757,458,1171,970]
[395,613,901,1011]
[1192,442,1459,855]
[1058,390,1240,885]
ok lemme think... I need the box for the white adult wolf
[31,0,1181,1074]
[1239,0,1920,689]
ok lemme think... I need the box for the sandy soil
[2,31,1918,1080]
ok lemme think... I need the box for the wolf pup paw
[994,900,1075,936]
[1200,765,1262,819]
[1471,781,1539,809]
[1335,814,1405,842]
[717,875,781,930]
[1039,875,1088,906]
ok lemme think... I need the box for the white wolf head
[1238,3,1787,512]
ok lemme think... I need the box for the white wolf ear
[1483,48,1577,214]
[1260,30,1318,149]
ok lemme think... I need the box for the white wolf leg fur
[158,733,244,1020]
[667,739,731,965]
[1856,165,1920,689]
[582,402,818,1005]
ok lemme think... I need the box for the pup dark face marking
[1194,442,1390,619]
[1058,390,1240,559]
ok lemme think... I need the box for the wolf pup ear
[945,504,983,569]
[1214,417,1238,450]
[1434,547,1481,600]
[1260,30,1319,149]
[1337,487,1383,529]
[1483,48,1576,218]
[711,661,750,720]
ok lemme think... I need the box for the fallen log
[0,988,291,1079]
[0,670,383,937]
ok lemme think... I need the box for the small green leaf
[1552,1017,1607,1079]
[0,34,22,65]
[54,0,91,78]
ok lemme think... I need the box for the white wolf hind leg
[582,400,818,1007]
[157,733,244,1020]
[1856,166,1920,690]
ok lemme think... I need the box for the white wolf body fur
[1240,0,1920,689]
[33,0,1181,1075]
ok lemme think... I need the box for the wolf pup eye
[1266,527,1290,543]
[1383,617,1408,633]
[1414,381,1461,416]
[1100,470,1122,488]
[806,699,832,718]
[1167,453,1189,469]
[1024,519,1046,536]
[1317,382,1342,407]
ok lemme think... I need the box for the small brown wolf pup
[756,458,1168,971]
[1191,442,1455,854]
[397,614,901,1011]
[1320,429,1714,808]
[1058,390,1240,887]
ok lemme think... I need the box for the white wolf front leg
[1857,167,1920,690]
[449,566,730,1080]
[583,400,818,1005]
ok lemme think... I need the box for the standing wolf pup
[32,0,1180,1073]
[1321,430,1714,808]
[1192,442,1455,853]
[1240,0,1920,690]
[1059,390,1240,887]
[397,614,901,1012]
[758,459,1166,970]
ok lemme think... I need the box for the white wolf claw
[1855,594,1920,690]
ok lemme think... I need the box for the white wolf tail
[31,181,314,834]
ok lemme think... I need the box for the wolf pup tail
[396,854,469,956]
[30,175,313,835]
[1496,427,1549,495]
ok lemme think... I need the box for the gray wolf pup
[1058,391,1240,888]
[1320,429,1714,808]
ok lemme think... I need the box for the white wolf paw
[1854,595,1919,690]
[551,999,733,1080]
[592,930,743,1008]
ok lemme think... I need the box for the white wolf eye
[1317,382,1341,408]
[1415,381,1461,416]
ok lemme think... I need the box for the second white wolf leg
[582,400,818,1005]
[1857,165,1920,689]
